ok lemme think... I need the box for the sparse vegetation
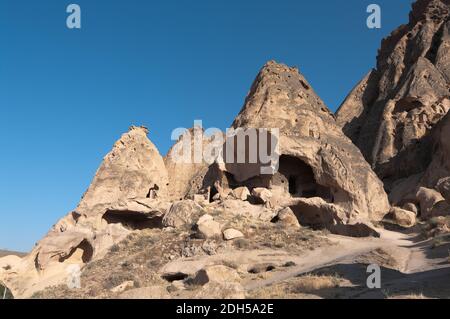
[290,274,341,293]
[248,273,344,299]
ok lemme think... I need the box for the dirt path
[244,228,450,298]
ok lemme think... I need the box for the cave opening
[288,176,297,195]
[59,239,94,264]
[209,185,218,203]
[278,155,333,201]
[146,184,160,199]
[102,210,163,230]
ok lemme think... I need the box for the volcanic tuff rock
[336,0,450,190]
[164,126,217,201]
[423,112,450,188]
[0,126,170,298]
[224,61,390,230]
[17,4,450,295]
[0,64,391,298]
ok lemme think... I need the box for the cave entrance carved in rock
[277,155,333,202]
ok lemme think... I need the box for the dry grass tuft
[291,274,341,293]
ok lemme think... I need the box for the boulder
[223,229,244,240]
[437,177,450,202]
[402,203,419,215]
[251,188,273,205]
[390,207,417,228]
[289,197,379,237]
[416,187,446,219]
[288,198,347,229]
[196,215,221,239]
[231,187,250,201]
[272,207,301,229]
[162,200,205,228]
[191,265,241,286]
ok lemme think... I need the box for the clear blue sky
[0,0,414,252]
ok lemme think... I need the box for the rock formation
[0,126,170,297]
[7,1,450,298]
[336,0,450,222]
[216,61,390,233]
[164,126,217,201]
[336,0,450,191]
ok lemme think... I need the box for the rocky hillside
[337,0,450,190]
[337,0,450,228]
[1,0,449,300]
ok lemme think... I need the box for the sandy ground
[245,228,450,299]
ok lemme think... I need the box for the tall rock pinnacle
[336,0,450,189]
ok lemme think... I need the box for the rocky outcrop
[162,200,206,229]
[79,126,169,210]
[0,126,170,298]
[164,127,216,201]
[389,207,417,228]
[213,61,390,233]
[336,0,450,190]
[422,111,450,186]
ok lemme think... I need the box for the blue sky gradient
[0,0,415,251]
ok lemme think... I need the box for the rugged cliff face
[228,61,390,229]
[337,0,450,190]
[0,126,171,297]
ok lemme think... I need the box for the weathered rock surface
[79,126,169,210]
[390,207,417,228]
[437,176,450,201]
[191,265,241,285]
[231,187,251,201]
[0,126,170,298]
[196,215,222,239]
[336,0,450,190]
[216,61,390,232]
[162,200,206,229]
[251,188,273,205]
[164,127,216,201]
[416,186,448,218]
[422,112,450,190]
[11,3,450,300]
[272,207,301,229]
[402,202,420,215]
[222,229,244,240]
